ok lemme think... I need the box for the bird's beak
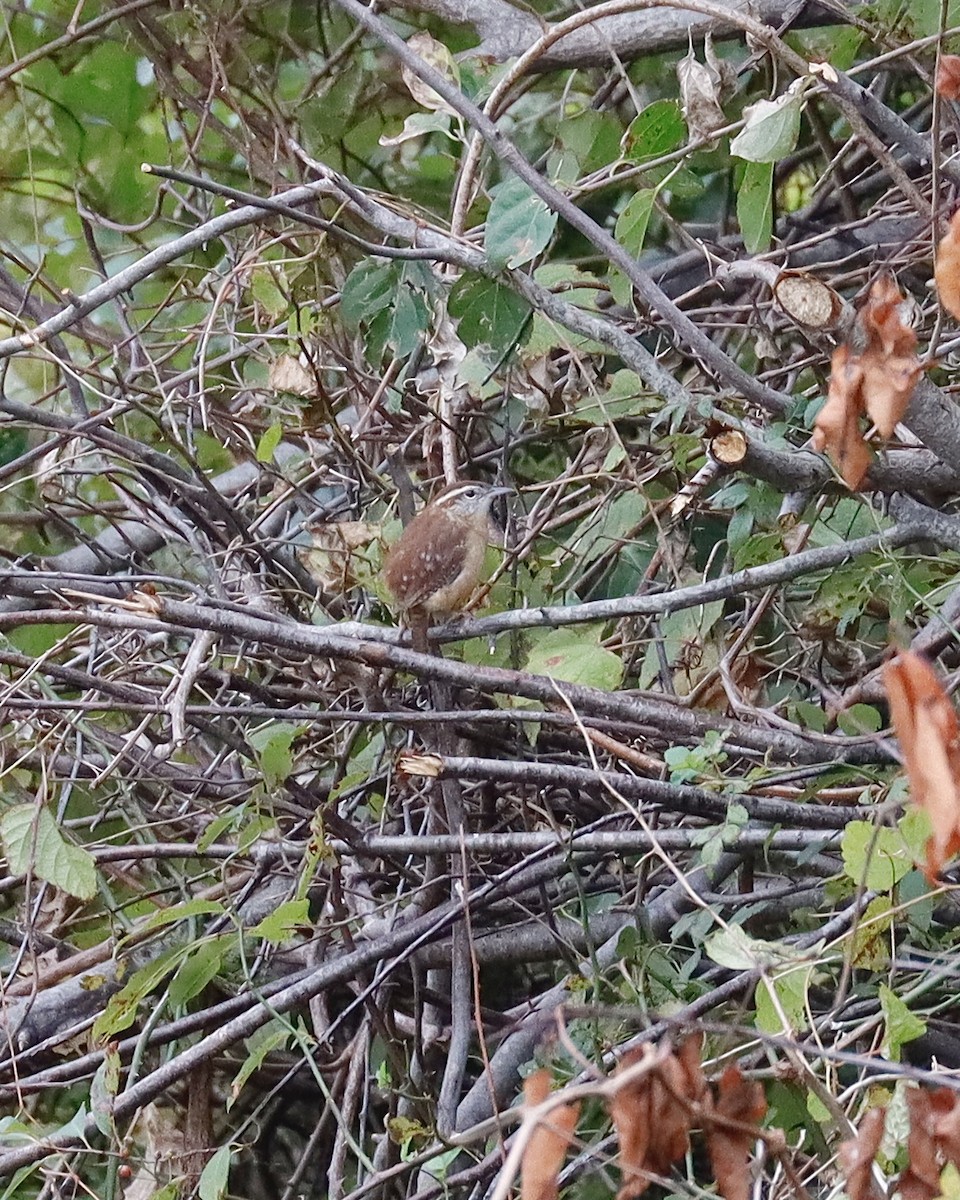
[489,486,513,498]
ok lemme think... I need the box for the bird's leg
[408,606,432,656]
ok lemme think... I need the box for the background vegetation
[2,0,960,1197]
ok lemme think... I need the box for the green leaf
[93,946,184,1041]
[622,100,685,162]
[557,109,621,172]
[879,983,925,1061]
[756,964,811,1034]
[169,939,224,1007]
[229,1021,293,1109]
[836,703,882,735]
[256,422,283,464]
[250,899,310,944]
[340,261,395,328]
[129,898,225,941]
[248,722,302,789]
[368,281,429,358]
[524,627,622,691]
[705,925,794,970]
[615,189,656,257]
[90,1043,121,1136]
[485,176,558,270]
[730,82,806,162]
[850,895,893,970]
[379,110,454,147]
[737,160,774,254]
[422,1146,462,1184]
[899,806,933,862]
[449,276,531,357]
[841,821,912,891]
[250,268,288,319]
[199,1144,232,1200]
[0,804,98,900]
[939,1164,960,1200]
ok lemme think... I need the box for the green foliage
[730,83,807,162]
[622,100,686,161]
[689,802,749,866]
[880,984,926,1060]
[756,962,812,1034]
[248,722,303,789]
[615,189,657,258]
[448,274,531,356]
[737,160,774,253]
[0,804,98,900]
[841,821,914,891]
[2,6,958,1198]
[485,176,558,269]
[663,730,728,784]
[198,1145,232,1200]
[229,1022,295,1109]
[524,626,622,690]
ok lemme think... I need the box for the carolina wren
[383,481,511,640]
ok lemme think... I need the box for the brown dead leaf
[677,44,726,143]
[521,1069,580,1200]
[816,277,923,487]
[860,274,917,358]
[705,1066,766,1200]
[299,520,379,593]
[937,54,960,99]
[269,354,317,397]
[883,650,960,880]
[935,210,960,321]
[813,345,871,489]
[860,352,922,439]
[901,1087,943,1200]
[838,1106,885,1200]
[930,1086,960,1166]
[897,1087,960,1200]
[610,1035,706,1200]
[859,275,920,436]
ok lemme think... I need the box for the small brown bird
[383,480,511,648]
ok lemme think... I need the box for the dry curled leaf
[705,1066,767,1200]
[937,54,960,100]
[813,345,872,489]
[902,1087,944,1200]
[838,1106,885,1200]
[396,752,444,778]
[859,352,922,439]
[883,650,960,880]
[401,32,460,116]
[269,354,316,397]
[931,1086,960,1165]
[677,42,726,143]
[816,277,922,486]
[610,1034,706,1200]
[935,209,960,321]
[858,275,920,436]
[521,1069,581,1200]
[299,520,379,593]
[860,274,917,358]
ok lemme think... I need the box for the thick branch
[388,0,857,66]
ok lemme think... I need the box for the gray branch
[388,0,857,66]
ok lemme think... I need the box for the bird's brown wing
[384,510,467,611]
